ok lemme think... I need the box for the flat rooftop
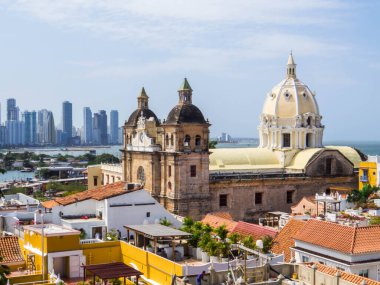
[23,224,80,237]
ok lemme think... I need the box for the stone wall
[210,175,357,221]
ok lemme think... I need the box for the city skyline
[0,1,379,140]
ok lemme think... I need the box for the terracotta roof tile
[209,212,233,220]
[0,236,25,265]
[294,219,380,254]
[201,214,237,232]
[232,221,278,240]
[272,219,306,262]
[43,182,140,207]
[306,263,380,285]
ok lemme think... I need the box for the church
[89,54,364,221]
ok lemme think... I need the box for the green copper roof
[139,87,148,97]
[178,78,192,91]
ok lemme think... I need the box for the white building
[292,219,380,281]
[42,181,181,239]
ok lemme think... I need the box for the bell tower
[160,78,211,218]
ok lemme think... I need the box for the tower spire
[137,87,149,109]
[178,78,193,104]
[286,52,296,79]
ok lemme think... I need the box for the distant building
[83,107,92,144]
[110,110,119,144]
[6,98,23,145]
[37,109,56,145]
[99,110,108,145]
[62,101,73,145]
[22,110,37,146]
[7,98,19,121]
[92,112,101,145]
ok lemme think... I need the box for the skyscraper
[37,109,56,145]
[6,98,22,145]
[99,110,108,145]
[92,112,101,145]
[83,107,92,144]
[62,101,72,145]
[110,110,119,144]
[7,98,19,121]
[23,111,37,145]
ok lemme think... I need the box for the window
[361,169,368,182]
[195,135,201,147]
[359,269,369,278]
[325,158,333,175]
[219,194,228,207]
[137,166,145,182]
[302,256,309,263]
[94,176,98,186]
[307,117,312,126]
[170,134,174,146]
[184,135,191,147]
[190,165,197,177]
[168,182,172,190]
[146,212,150,218]
[168,165,172,177]
[287,191,294,204]
[283,133,291,147]
[306,133,312,147]
[255,192,263,205]
[166,134,169,146]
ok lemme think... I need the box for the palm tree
[0,256,10,285]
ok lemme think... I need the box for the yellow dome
[262,54,320,118]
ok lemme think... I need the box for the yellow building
[359,155,380,190]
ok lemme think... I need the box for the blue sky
[0,0,379,140]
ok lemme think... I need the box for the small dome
[126,108,159,126]
[165,104,206,124]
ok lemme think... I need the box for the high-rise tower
[62,101,73,145]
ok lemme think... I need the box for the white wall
[105,190,181,237]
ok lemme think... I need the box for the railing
[79,238,104,244]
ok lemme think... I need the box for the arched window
[165,134,169,146]
[168,181,172,190]
[307,117,312,126]
[137,166,145,183]
[170,134,174,146]
[195,135,201,147]
[184,135,191,147]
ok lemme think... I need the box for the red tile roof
[210,212,233,220]
[272,219,306,262]
[294,219,380,254]
[305,263,380,285]
[201,214,278,239]
[202,214,237,232]
[0,236,25,265]
[232,221,278,240]
[42,182,140,208]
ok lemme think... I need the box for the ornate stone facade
[115,55,364,221]
[121,80,211,218]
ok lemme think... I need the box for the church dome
[126,87,159,126]
[165,78,207,125]
[262,54,319,118]
[126,108,159,126]
[258,54,324,151]
[166,104,206,124]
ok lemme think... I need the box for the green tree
[262,235,274,254]
[369,217,380,225]
[208,140,218,149]
[0,256,10,285]
[160,217,172,227]
[215,225,229,241]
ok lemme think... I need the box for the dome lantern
[286,52,297,79]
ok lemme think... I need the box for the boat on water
[20,168,34,172]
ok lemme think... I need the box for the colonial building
[88,54,364,220]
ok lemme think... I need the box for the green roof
[178,78,192,91]
[139,87,148,98]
